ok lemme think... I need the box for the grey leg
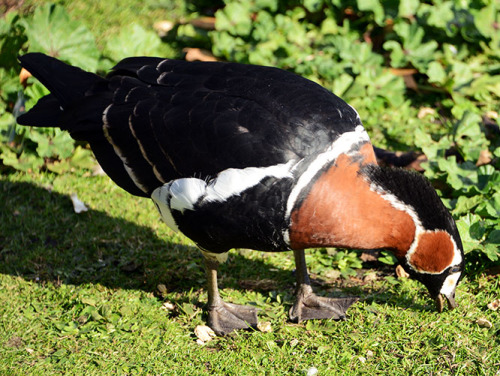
[289,249,358,323]
[204,257,258,336]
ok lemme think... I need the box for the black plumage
[18,53,359,197]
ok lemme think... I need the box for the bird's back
[18,54,363,197]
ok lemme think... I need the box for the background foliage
[1,1,499,279]
[0,1,499,374]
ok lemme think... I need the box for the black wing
[18,54,361,197]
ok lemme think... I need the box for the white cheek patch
[440,272,461,297]
[449,236,463,267]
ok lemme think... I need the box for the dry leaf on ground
[194,325,216,344]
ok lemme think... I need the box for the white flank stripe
[128,112,167,184]
[151,184,179,232]
[151,161,295,229]
[102,104,149,193]
[285,125,370,220]
[204,161,295,203]
[169,178,207,212]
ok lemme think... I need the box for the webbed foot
[208,301,259,336]
[289,284,358,323]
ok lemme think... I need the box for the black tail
[17,53,104,127]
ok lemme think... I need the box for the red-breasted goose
[17,53,464,335]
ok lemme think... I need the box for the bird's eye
[449,265,461,273]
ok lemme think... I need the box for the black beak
[435,293,457,313]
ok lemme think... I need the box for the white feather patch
[151,161,295,230]
[204,161,294,203]
[440,272,461,297]
[151,184,179,232]
[169,178,207,212]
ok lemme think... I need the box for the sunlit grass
[1,172,499,374]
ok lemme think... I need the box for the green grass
[1,172,499,374]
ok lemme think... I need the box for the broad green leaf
[398,0,419,18]
[473,2,499,38]
[303,0,324,13]
[215,2,252,36]
[378,250,397,265]
[453,195,482,215]
[22,4,99,72]
[383,40,406,68]
[357,0,385,25]
[105,24,164,63]
[456,213,483,253]
[427,61,446,84]
[487,230,500,244]
[425,1,454,30]
[483,244,499,262]
[255,0,278,12]
[332,73,354,97]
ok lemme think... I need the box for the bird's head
[362,165,465,312]
[399,228,464,312]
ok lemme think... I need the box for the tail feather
[17,53,104,109]
[16,94,62,126]
[16,53,151,197]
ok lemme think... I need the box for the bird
[17,52,464,336]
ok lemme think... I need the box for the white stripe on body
[151,160,295,231]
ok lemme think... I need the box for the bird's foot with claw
[208,301,259,336]
[289,285,358,323]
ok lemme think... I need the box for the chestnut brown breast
[289,146,416,256]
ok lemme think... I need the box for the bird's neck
[288,154,416,258]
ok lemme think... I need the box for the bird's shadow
[0,179,430,314]
[0,179,296,304]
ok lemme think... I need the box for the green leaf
[332,74,354,97]
[303,0,324,13]
[453,195,482,215]
[378,251,397,265]
[383,40,406,68]
[427,61,446,84]
[22,4,99,72]
[424,2,454,30]
[255,0,278,12]
[215,2,252,36]
[398,0,419,18]
[456,213,483,253]
[487,230,500,244]
[482,244,499,262]
[357,0,385,25]
[105,24,164,63]
[473,2,499,38]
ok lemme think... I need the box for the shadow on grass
[0,179,433,313]
[0,180,296,297]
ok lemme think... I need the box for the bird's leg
[289,249,358,323]
[203,255,258,336]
